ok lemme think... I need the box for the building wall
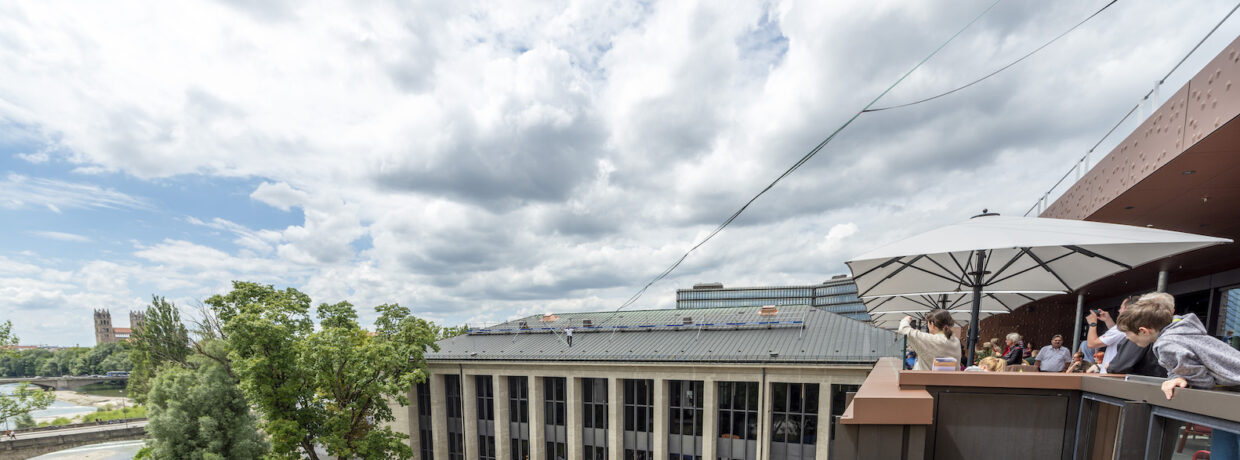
[409,360,871,460]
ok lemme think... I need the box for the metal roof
[427,305,901,364]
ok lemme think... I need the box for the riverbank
[51,391,131,410]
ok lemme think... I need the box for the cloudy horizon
[3,0,1238,346]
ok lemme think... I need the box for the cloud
[30,231,91,243]
[3,0,1239,345]
[0,174,151,211]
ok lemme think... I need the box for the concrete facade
[406,360,870,460]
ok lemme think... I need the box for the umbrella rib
[894,257,976,288]
[949,294,969,310]
[865,296,896,314]
[923,255,971,287]
[950,252,970,280]
[987,250,1072,286]
[983,248,1030,285]
[852,256,904,282]
[1063,245,1133,270]
[987,293,1015,312]
[859,255,924,297]
[1024,250,1074,292]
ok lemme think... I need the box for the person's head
[1030,349,1039,358]
[1093,348,1105,363]
[1051,334,1064,348]
[978,356,1006,372]
[924,309,956,339]
[1138,292,1176,316]
[1072,351,1084,362]
[1117,299,1174,347]
[1005,332,1021,346]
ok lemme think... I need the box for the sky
[3,0,1240,346]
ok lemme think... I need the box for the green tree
[128,296,191,402]
[0,322,55,423]
[434,323,470,340]
[144,343,268,460]
[207,281,438,460]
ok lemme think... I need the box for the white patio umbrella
[869,309,1007,330]
[846,213,1231,364]
[863,291,1059,316]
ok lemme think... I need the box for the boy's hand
[1085,311,1098,323]
[1097,310,1113,323]
[1161,378,1188,399]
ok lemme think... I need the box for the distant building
[675,275,869,321]
[392,304,899,460]
[93,309,145,345]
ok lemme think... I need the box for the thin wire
[596,0,1006,326]
[1023,0,1240,216]
[866,0,1117,113]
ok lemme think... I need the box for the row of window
[675,298,812,309]
[417,378,829,460]
[677,288,816,300]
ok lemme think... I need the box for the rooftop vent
[830,274,849,280]
[541,313,559,322]
[692,282,724,290]
[683,317,693,325]
[582,319,593,327]
[758,306,779,316]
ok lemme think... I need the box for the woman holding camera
[898,309,961,370]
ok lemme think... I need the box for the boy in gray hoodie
[1118,299,1240,459]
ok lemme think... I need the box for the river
[1,383,146,459]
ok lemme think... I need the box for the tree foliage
[207,281,439,460]
[0,322,55,423]
[144,343,267,460]
[128,296,192,402]
[0,343,132,378]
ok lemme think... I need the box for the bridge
[0,375,128,391]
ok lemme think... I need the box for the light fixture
[1183,170,1197,175]
[1124,206,1135,210]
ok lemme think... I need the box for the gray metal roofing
[427,304,901,364]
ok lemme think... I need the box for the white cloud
[30,231,91,243]
[3,0,1239,344]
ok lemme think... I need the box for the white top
[1036,345,1072,372]
[1099,328,1126,373]
[565,328,573,336]
[898,316,961,371]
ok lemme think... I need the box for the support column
[495,376,511,460]
[815,381,832,460]
[702,379,717,460]
[409,386,422,455]
[758,379,771,460]
[431,374,448,460]
[464,374,479,459]
[1157,270,1169,293]
[608,377,622,460]
[530,376,545,460]
[1072,293,1085,355]
[653,378,668,460]
[567,377,582,460]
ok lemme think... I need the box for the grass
[35,405,147,427]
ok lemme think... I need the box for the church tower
[129,311,146,335]
[94,309,114,345]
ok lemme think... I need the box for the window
[582,378,608,459]
[623,379,654,459]
[416,381,433,459]
[770,383,819,459]
[668,380,703,460]
[544,377,567,460]
[717,381,759,460]
[445,375,464,460]
[508,377,530,460]
[476,376,496,460]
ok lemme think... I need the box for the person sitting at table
[1064,351,1088,373]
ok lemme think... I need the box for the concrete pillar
[431,374,448,460]
[407,387,421,454]
[530,376,545,460]
[758,380,771,460]
[464,374,479,459]
[495,376,511,460]
[653,378,668,460]
[608,377,622,460]
[1158,270,1169,293]
[702,379,716,460]
[567,377,582,460]
[815,381,831,460]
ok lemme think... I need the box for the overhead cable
[599,0,1007,322]
[865,0,1117,113]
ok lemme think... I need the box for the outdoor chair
[1178,423,1213,453]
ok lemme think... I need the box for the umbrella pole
[967,250,986,365]
[1071,293,1085,355]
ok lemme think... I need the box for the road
[11,420,148,441]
